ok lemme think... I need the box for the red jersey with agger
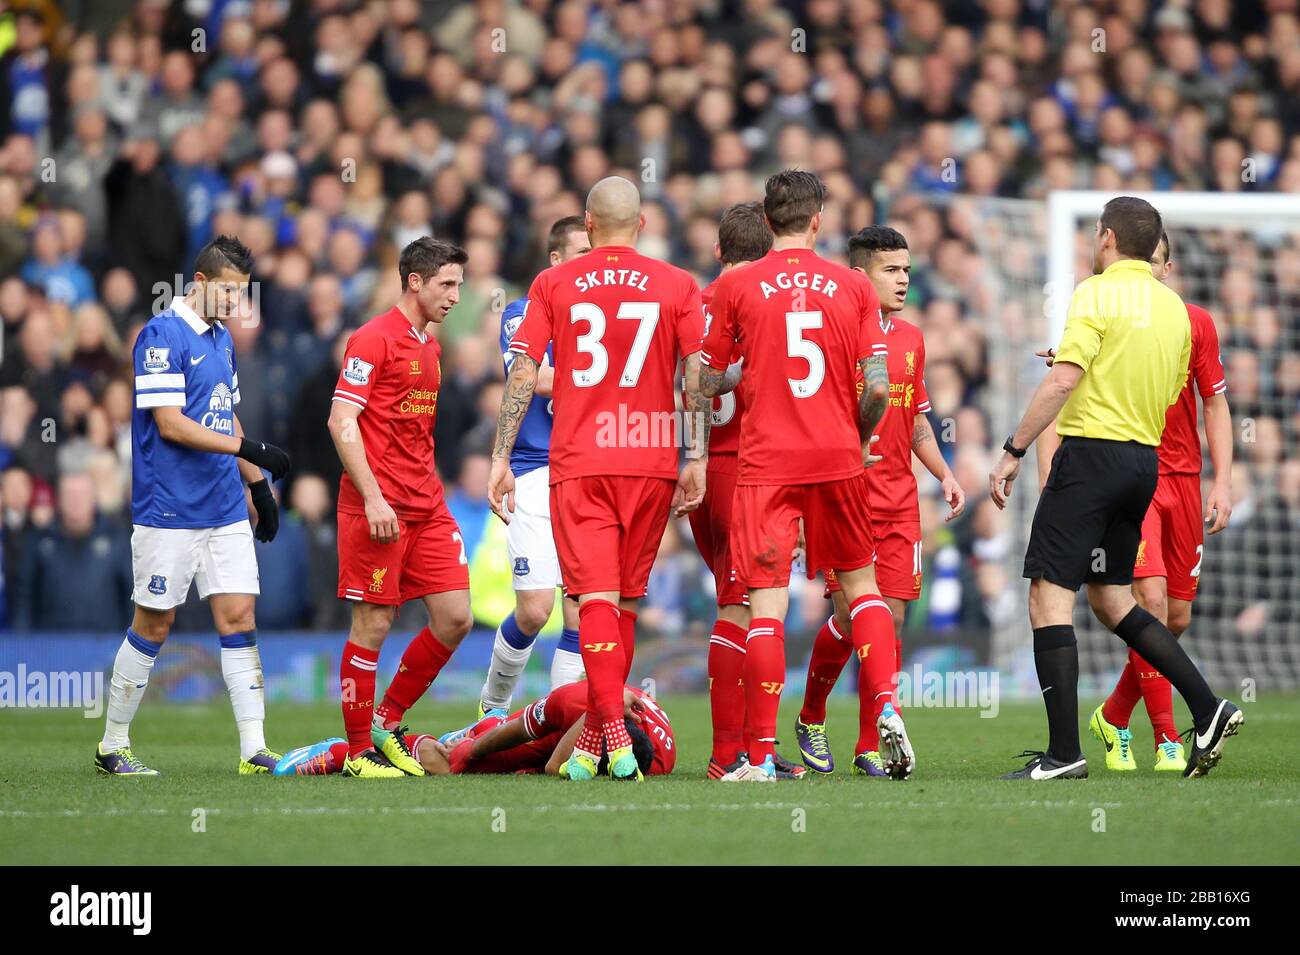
[508,246,705,483]
[334,307,444,519]
[1158,303,1225,475]
[701,281,743,456]
[868,317,931,522]
[701,248,887,486]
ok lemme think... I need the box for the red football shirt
[508,245,705,483]
[333,307,444,519]
[701,279,744,457]
[867,317,931,522]
[628,686,676,775]
[701,247,887,486]
[1158,303,1225,475]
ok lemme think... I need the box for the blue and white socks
[550,627,585,689]
[481,613,536,711]
[220,631,267,760]
[101,628,162,751]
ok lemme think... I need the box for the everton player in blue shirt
[95,235,291,776]
[469,217,590,720]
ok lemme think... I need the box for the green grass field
[2,693,1297,865]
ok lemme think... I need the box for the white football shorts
[131,520,260,610]
[505,465,563,591]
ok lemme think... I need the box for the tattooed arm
[675,353,709,516]
[912,414,966,520]
[488,353,539,522]
[682,353,712,461]
[699,360,731,399]
[858,353,890,441]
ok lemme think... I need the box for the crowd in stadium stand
[0,0,1296,640]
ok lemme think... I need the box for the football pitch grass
[2,693,1297,865]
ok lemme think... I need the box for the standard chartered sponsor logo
[400,388,439,415]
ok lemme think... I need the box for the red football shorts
[1133,471,1204,601]
[686,456,747,607]
[872,520,923,601]
[550,475,676,598]
[337,498,470,605]
[732,472,876,589]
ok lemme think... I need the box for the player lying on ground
[689,200,805,781]
[797,225,966,779]
[97,235,290,776]
[1036,229,1233,774]
[700,170,909,782]
[472,216,592,722]
[273,683,674,778]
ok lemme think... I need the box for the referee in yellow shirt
[989,197,1243,780]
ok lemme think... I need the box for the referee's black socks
[1112,606,1217,727]
[1032,625,1082,761]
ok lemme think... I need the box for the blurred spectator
[0,0,1291,654]
[10,471,131,629]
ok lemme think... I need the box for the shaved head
[585,176,642,233]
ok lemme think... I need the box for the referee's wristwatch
[1003,436,1027,459]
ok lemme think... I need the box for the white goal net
[960,190,1300,695]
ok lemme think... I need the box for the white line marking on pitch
[3,798,1297,819]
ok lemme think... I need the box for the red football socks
[799,615,852,725]
[1102,650,1143,728]
[580,599,626,727]
[850,595,895,753]
[619,608,637,683]
[340,641,378,756]
[376,626,453,728]
[1137,656,1177,747]
[708,619,748,764]
[743,618,785,764]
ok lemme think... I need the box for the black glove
[238,437,291,481]
[248,478,280,543]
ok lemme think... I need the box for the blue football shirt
[500,297,553,477]
[131,298,248,528]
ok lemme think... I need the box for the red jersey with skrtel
[701,280,743,455]
[509,246,705,483]
[701,247,887,486]
[334,307,444,519]
[868,317,931,522]
[1158,303,1225,475]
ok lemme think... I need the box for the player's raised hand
[862,433,882,468]
[942,474,966,521]
[488,457,516,524]
[673,459,706,516]
[1205,479,1232,534]
[365,495,399,543]
[989,452,1020,510]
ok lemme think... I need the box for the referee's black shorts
[1023,436,1159,592]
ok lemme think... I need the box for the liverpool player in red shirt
[701,170,911,781]
[326,238,474,778]
[797,226,966,777]
[489,176,709,782]
[1084,231,1232,772]
[688,201,801,779]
